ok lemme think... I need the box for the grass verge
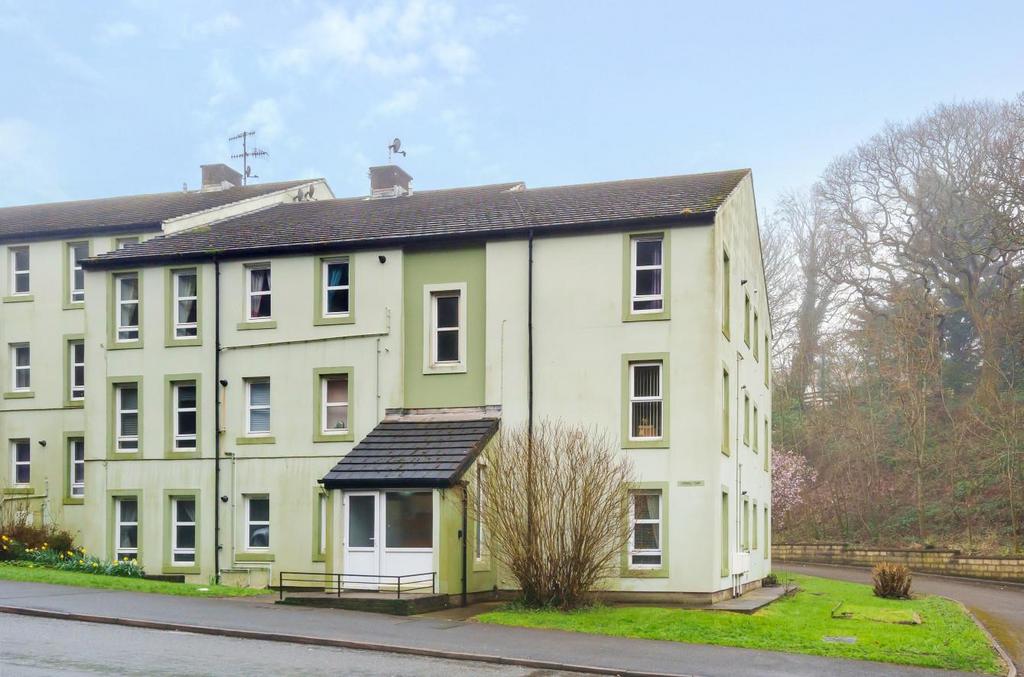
[477,574,1004,674]
[0,562,269,598]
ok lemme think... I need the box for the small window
[69,340,85,400]
[721,250,731,336]
[631,236,663,313]
[171,497,196,564]
[115,236,139,250]
[752,404,759,452]
[246,496,270,549]
[247,264,271,320]
[9,246,29,295]
[743,499,750,550]
[629,361,662,440]
[115,497,139,560]
[384,491,432,548]
[753,311,760,360]
[475,463,486,559]
[11,343,30,391]
[173,382,197,450]
[173,269,198,339]
[69,438,84,497]
[764,506,770,558]
[629,490,661,568]
[753,503,759,550]
[320,374,349,434]
[246,379,271,435]
[431,291,461,364]
[317,493,327,557]
[743,393,750,446]
[115,384,139,451]
[11,439,30,486]
[115,273,140,342]
[764,418,771,472]
[68,242,88,303]
[322,258,350,317]
[744,293,751,347]
[764,335,770,386]
[721,368,730,455]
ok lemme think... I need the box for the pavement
[0,579,988,677]
[779,562,1024,674]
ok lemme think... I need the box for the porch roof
[321,415,499,489]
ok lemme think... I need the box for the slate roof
[86,169,750,267]
[0,179,319,243]
[321,417,499,489]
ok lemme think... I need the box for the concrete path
[779,562,1023,673]
[0,579,986,677]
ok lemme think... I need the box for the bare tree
[471,420,634,609]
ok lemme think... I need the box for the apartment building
[5,164,771,602]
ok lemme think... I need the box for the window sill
[472,556,492,573]
[64,399,84,409]
[619,563,669,579]
[622,311,671,323]
[622,439,669,450]
[107,449,142,460]
[237,320,277,331]
[3,487,34,495]
[3,391,34,400]
[235,436,276,446]
[109,340,143,351]
[3,294,33,303]
[165,337,202,348]
[423,362,467,376]
[164,449,201,459]
[313,431,354,443]
[63,497,85,506]
[313,313,355,326]
[63,300,85,311]
[236,552,275,562]
[162,564,201,575]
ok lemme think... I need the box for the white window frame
[10,343,30,392]
[321,258,350,318]
[245,379,271,436]
[114,497,139,561]
[628,490,662,569]
[172,382,197,451]
[246,263,272,321]
[69,437,84,498]
[115,384,139,452]
[173,269,198,339]
[69,340,85,401]
[11,439,30,487]
[68,242,88,303]
[9,245,30,295]
[115,236,139,250]
[628,361,663,441]
[320,374,349,435]
[630,235,663,314]
[171,497,196,565]
[245,495,270,551]
[422,283,467,373]
[115,273,140,342]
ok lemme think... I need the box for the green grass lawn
[0,562,270,598]
[477,574,1004,674]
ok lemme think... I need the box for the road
[0,614,575,677]
[779,562,1024,672]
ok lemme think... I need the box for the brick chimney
[368,165,412,198]
[200,163,243,191]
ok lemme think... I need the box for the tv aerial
[229,130,269,185]
[388,137,406,160]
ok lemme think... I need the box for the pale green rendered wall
[402,246,486,408]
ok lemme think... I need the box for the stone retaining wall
[773,543,1024,583]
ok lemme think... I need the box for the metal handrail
[277,571,437,601]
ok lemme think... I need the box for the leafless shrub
[471,420,635,609]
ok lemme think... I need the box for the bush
[471,420,635,610]
[872,562,912,599]
[763,572,779,587]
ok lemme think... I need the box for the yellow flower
[131,559,137,565]
[42,542,47,548]
[92,562,98,567]
[1,535,8,541]
[78,560,84,565]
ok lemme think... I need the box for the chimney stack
[200,163,243,191]
[368,165,413,198]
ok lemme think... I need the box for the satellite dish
[388,137,407,158]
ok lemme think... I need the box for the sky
[1,1,1022,212]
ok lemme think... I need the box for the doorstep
[707,584,789,613]
[277,590,452,616]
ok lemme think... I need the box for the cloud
[0,119,63,205]
[205,55,240,107]
[237,99,285,143]
[97,20,140,42]
[188,11,240,38]
[267,0,501,80]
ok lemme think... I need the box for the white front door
[342,490,435,592]
[343,492,379,589]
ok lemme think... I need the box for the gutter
[460,482,469,607]
[213,258,222,584]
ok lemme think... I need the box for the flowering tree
[772,448,817,525]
